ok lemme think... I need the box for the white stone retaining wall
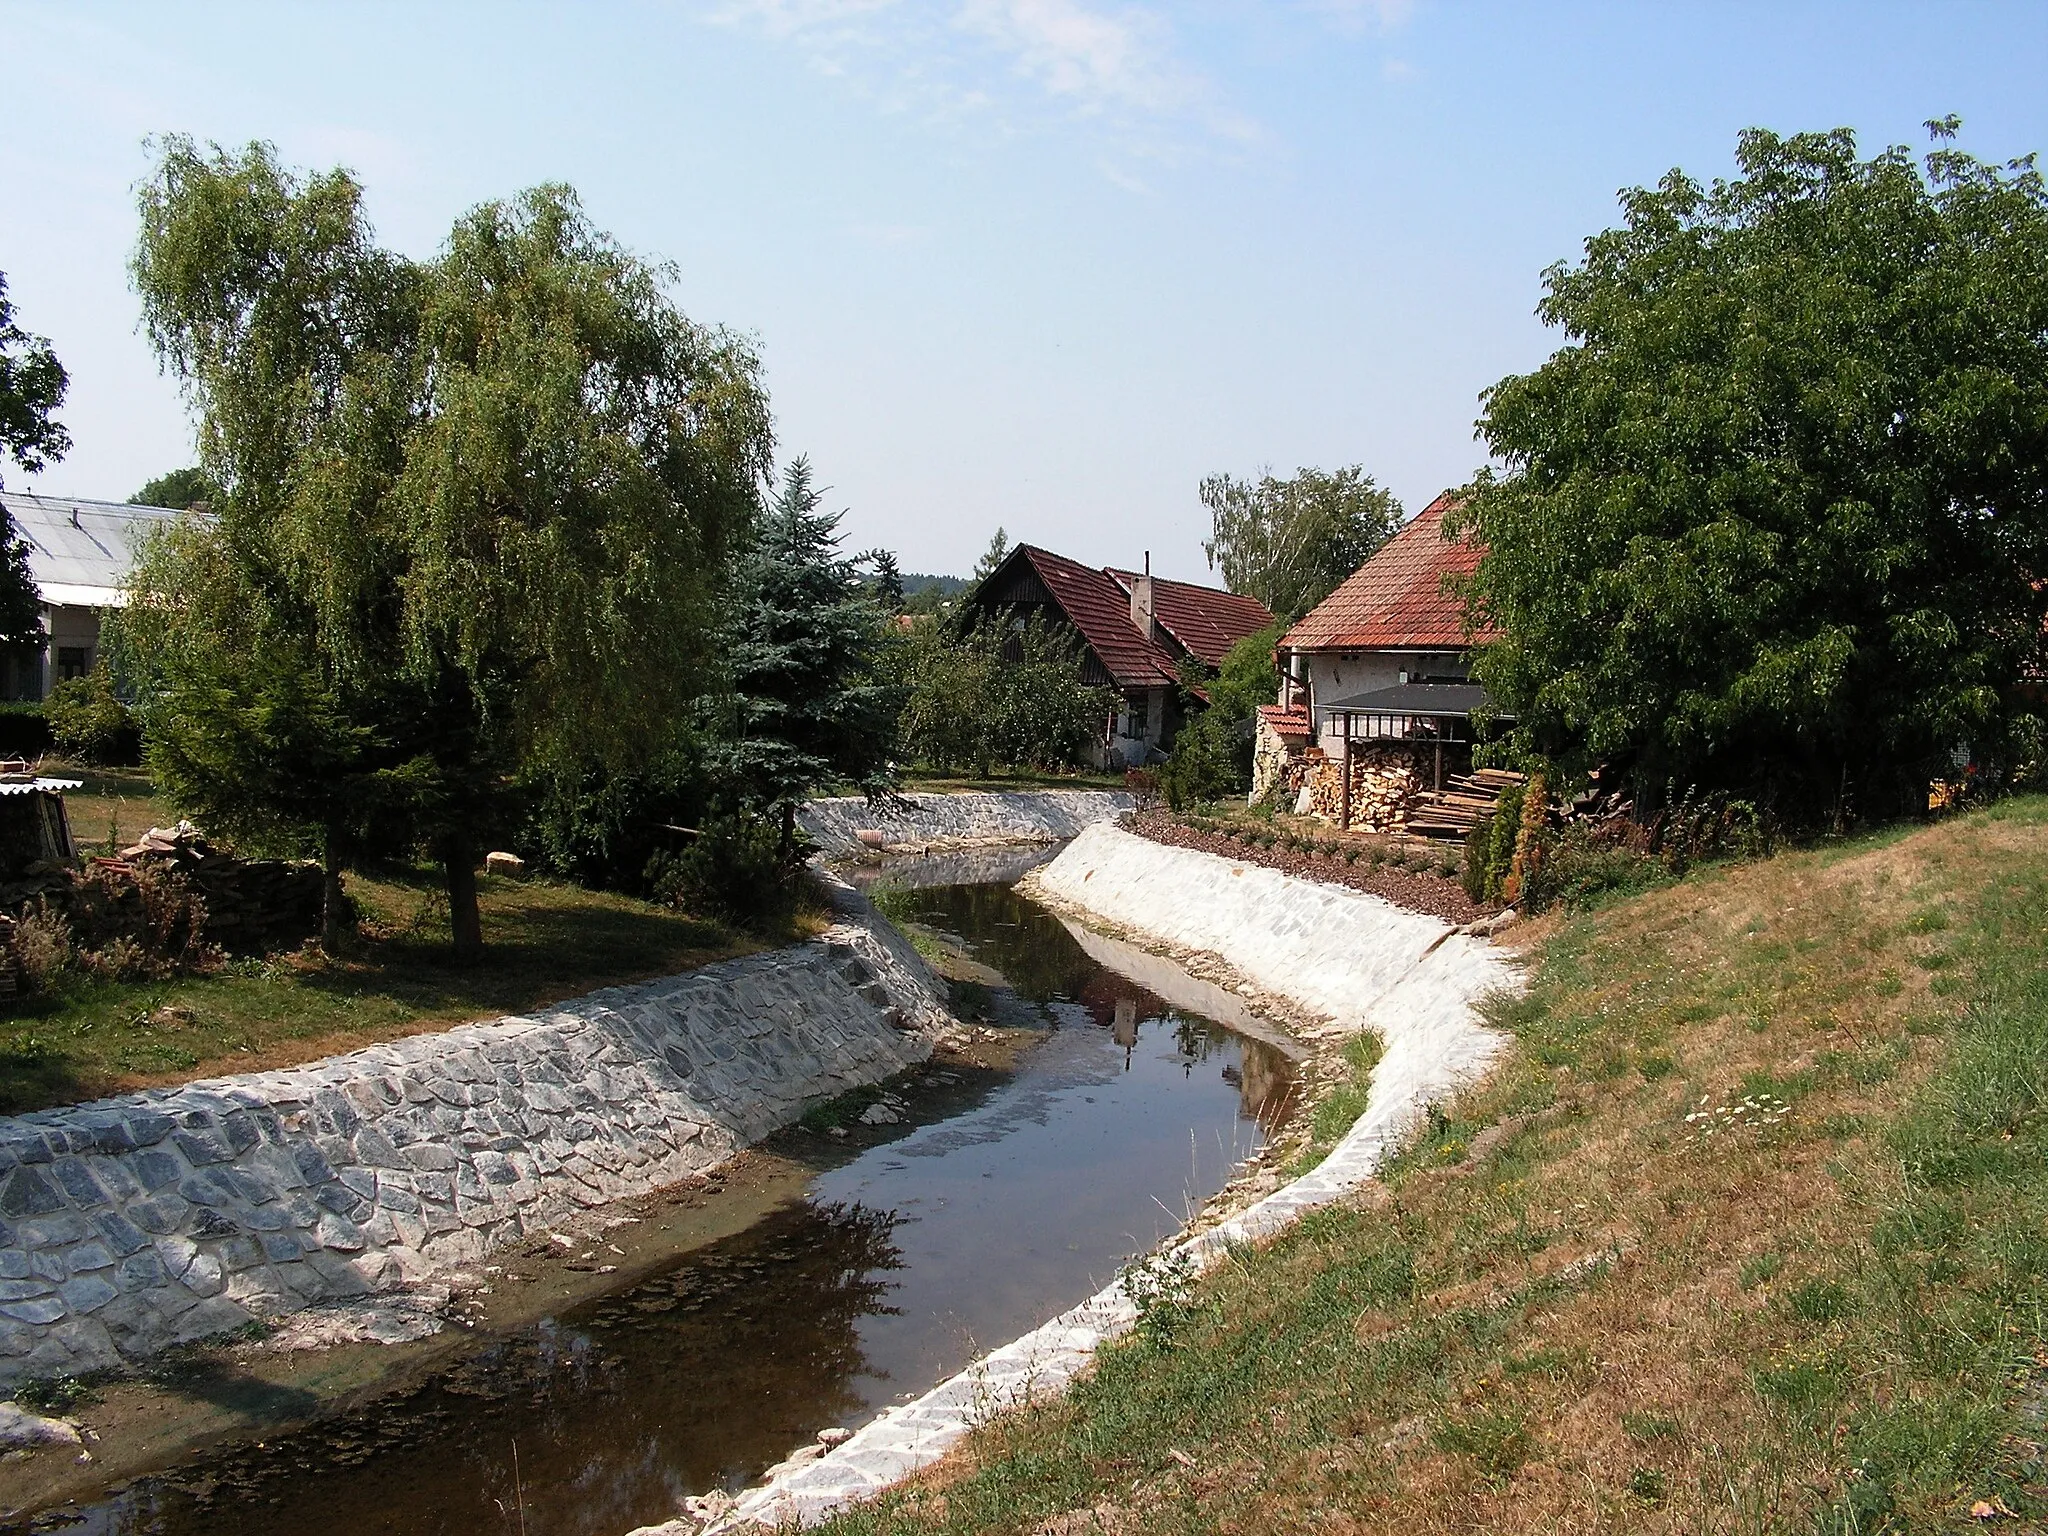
[798,790,1133,859]
[0,891,948,1390]
[678,823,1515,1533]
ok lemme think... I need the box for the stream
[6,848,1297,1536]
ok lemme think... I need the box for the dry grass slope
[817,795,2048,1535]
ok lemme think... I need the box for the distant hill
[902,573,968,598]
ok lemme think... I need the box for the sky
[4,2,2046,583]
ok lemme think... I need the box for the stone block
[0,1294,65,1325]
[63,1240,114,1275]
[59,1272,117,1314]
[0,1167,64,1219]
[217,1236,264,1273]
[172,1128,232,1166]
[126,1194,188,1235]
[114,1250,166,1293]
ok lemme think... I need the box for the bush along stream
[0,854,1298,1536]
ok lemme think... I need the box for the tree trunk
[320,831,353,954]
[444,834,483,964]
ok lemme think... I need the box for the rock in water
[0,1401,82,1449]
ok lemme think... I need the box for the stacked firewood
[1405,767,1528,839]
[105,823,322,954]
[1294,747,1424,834]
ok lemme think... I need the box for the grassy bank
[0,867,764,1115]
[818,796,2048,1534]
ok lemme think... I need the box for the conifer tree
[712,459,897,859]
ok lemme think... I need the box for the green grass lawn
[0,865,765,1115]
[42,762,164,857]
[816,796,2048,1535]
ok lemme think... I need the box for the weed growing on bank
[814,795,2048,1535]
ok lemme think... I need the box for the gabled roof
[1280,492,1491,653]
[981,544,1276,692]
[2,492,186,608]
[1008,545,1180,688]
[1105,569,1274,667]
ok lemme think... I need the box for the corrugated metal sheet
[0,778,82,796]
[1,492,187,609]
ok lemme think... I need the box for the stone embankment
[798,789,1133,859]
[680,822,1515,1534]
[0,882,949,1390]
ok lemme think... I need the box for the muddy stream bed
[2,846,1299,1536]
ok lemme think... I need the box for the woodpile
[104,823,322,954]
[1405,767,1528,840]
[1292,746,1424,835]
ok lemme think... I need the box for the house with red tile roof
[964,544,1276,767]
[1254,493,1500,817]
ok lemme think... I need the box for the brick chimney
[1130,551,1154,639]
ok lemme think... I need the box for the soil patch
[1122,809,1485,924]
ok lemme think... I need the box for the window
[56,647,90,682]
[1128,691,1151,738]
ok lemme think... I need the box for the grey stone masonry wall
[798,790,1133,859]
[0,890,948,1390]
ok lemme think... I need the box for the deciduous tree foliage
[129,468,220,510]
[896,613,1110,777]
[0,270,68,655]
[1201,465,1401,624]
[125,138,771,956]
[1159,621,1284,809]
[1462,123,2048,821]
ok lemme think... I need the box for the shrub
[0,702,51,758]
[12,902,75,989]
[646,812,803,932]
[44,662,139,765]
[1530,825,1669,911]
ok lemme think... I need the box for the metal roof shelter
[2,492,186,608]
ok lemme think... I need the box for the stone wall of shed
[0,894,948,1388]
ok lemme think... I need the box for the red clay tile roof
[1104,570,1276,667]
[1257,703,1312,741]
[1279,493,1492,653]
[1010,545,1181,689]
[991,546,1276,691]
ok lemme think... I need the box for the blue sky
[4,2,2045,581]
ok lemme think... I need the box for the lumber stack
[1404,767,1528,840]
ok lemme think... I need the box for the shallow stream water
[11,852,1295,1536]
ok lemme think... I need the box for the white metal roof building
[0,492,186,699]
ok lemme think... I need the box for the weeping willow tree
[124,138,772,957]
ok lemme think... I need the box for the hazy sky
[5,2,2045,581]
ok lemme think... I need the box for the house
[963,544,1276,767]
[1256,492,1502,830]
[0,492,186,700]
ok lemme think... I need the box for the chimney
[1130,551,1154,638]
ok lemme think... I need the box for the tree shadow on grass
[295,867,760,1023]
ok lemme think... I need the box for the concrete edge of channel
[666,823,1519,1536]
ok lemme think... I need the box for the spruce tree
[713,459,897,858]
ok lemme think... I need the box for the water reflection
[15,873,1296,1536]
[45,1203,900,1536]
